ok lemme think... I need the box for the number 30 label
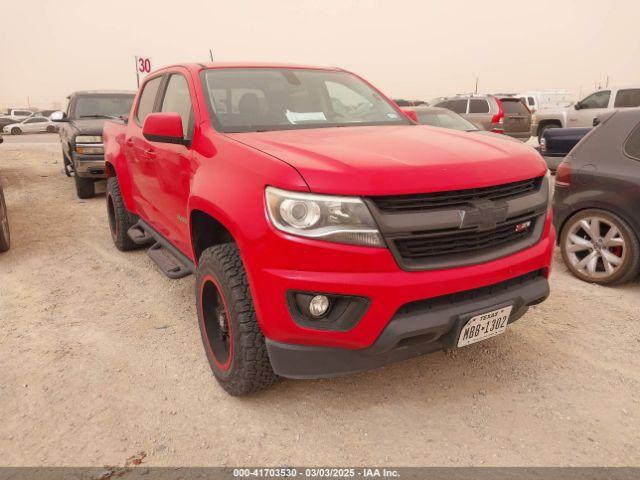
[138,57,151,74]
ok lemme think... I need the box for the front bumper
[267,269,549,378]
[72,152,106,178]
[248,212,555,353]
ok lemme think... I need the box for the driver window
[581,91,610,109]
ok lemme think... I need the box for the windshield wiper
[79,114,122,119]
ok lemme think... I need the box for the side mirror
[574,102,582,110]
[50,111,67,122]
[400,108,418,122]
[142,113,187,145]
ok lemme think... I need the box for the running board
[127,223,154,245]
[147,242,193,279]
[128,220,195,279]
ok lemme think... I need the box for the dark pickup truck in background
[539,127,591,171]
[52,90,135,198]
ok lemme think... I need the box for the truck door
[125,75,164,228]
[145,72,194,255]
[568,90,610,127]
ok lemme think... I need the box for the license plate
[457,306,513,347]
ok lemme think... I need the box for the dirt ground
[1,134,639,467]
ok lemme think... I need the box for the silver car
[432,94,531,141]
[2,116,58,135]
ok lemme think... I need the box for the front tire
[560,209,640,285]
[106,176,141,251]
[196,243,278,395]
[0,185,10,252]
[74,174,95,199]
[11,127,21,135]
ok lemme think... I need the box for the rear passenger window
[469,99,490,114]
[448,99,468,114]
[614,89,640,108]
[160,74,193,139]
[528,96,535,106]
[625,124,640,160]
[136,76,162,124]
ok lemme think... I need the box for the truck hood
[69,118,108,136]
[229,125,547,195]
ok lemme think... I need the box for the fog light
[308,295,330,317]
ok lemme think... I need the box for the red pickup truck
[103,63,555,395]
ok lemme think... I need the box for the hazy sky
[1,0,639,109]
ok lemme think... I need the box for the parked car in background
[2,116,58,135]
[539,127,592,172]
[103,62,554,395]
[532,86,640,142]
[0,135,9,252]
[52,90,135,198]
[433,94,531,141]
[553,108,640,285]
[514,91,573,113]
[405,106,522,143]
[0,108,34,122]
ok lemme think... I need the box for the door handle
[125,138,134,148]
[144,147,156,159]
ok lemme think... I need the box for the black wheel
[538,123,560,144]
[0,185,10,252]
[11,127,21,135]
[106,176,141,251]
[560,209,640,285]
[74,174,95,199]
[46,125,56,133]
[196,243,278,395]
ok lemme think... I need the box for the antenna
[209,49,214,62]
[474,77,479,94]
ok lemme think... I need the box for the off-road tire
[106,176,140,251]
[560,209,640,285]
[196,243,278,395]
[74,174,95,199]
[0,185,10,252]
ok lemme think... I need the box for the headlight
[265,187,384,247]
[531,114,538,124]
[75,135,102,143]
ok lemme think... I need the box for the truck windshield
[201,68,409,133]
[73,95,135,119]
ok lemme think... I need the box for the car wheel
[74,174,95,199]
[11,127,21,135]
[46,125,56,133]
[538,123,559,144]
[196,243,278,395]
[0,185,10,252]
[560,209,640,285]
[106,176,142,251]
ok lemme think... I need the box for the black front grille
[372,177,542,213]
[394,213,537,260]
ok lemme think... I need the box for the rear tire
[11,127,21,135]
[0,185,10,252]
[74,174,95,199]
[106,176,140,251]
[196,243,278,396]
[538,123,560,144]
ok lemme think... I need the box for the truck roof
[153,62,344,74]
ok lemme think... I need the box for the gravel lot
[1,134,639,467]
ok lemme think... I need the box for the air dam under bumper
[266,270,549,379]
